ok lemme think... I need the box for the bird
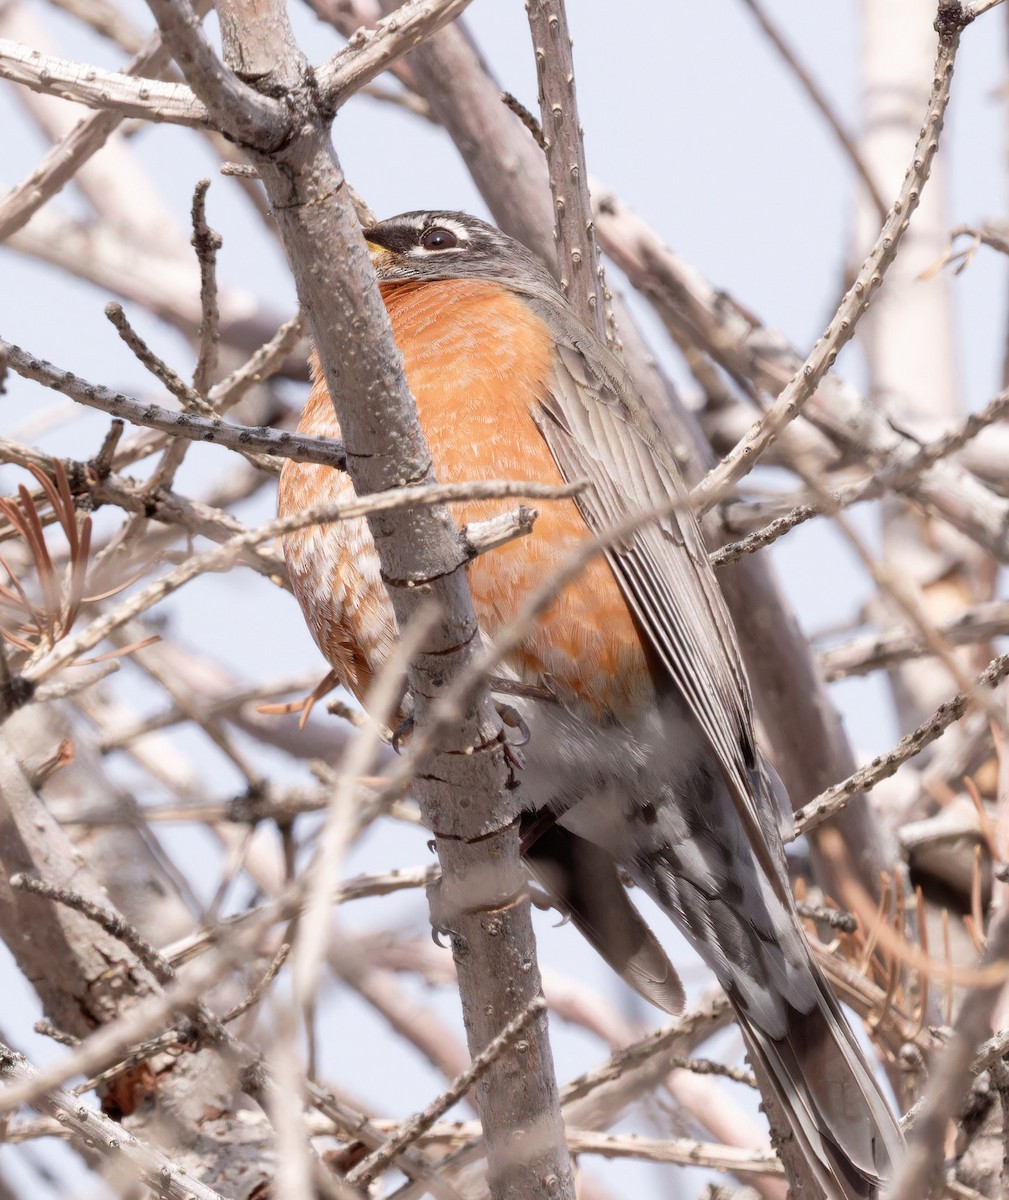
[278,210,903,1198]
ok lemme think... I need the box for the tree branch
[818,600,1009,681]
[315,0,475,111]
[738,0,888,219]
[525,0,607,340]
[690,7,966,516]
[0,7,207,242]
[0,1044,230,1200]
[144,0,286,145]
[1,338,347,469]
[0,36,210,125]
[147,3,577,1194]
[792,648,1009,837]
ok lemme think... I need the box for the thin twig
[666,1055,757,1089]
[0,1044,229,1200]
[220,943,290,1024]
[10,873,174,984]
[711,504,820,568]
[690,10,967,515]
[546,1128,784,1178]
[893,384,1009,476]
[105,303,207,410]
[388,1108,784,1200]
[315,0,476,112]
[209,310,304,413]
[792,649,1009,838]
[794,901,858,934]
[738,0,887,219]
[34,1021,79,1048]
[345,997,547,1187]
[525,0,608,341]
[0,17,194,241]
[818,599,1009,681]
[162,867,434,967]
[191,178,222,397]
[3,337,346,468]
[306,1083,463,1200]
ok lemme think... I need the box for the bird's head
[363,210,560,300]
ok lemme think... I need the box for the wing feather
[531,324,785,887]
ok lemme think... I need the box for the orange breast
[279,279,652,721]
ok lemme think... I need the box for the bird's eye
[420,227,459,251]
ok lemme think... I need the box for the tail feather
[737,981,902,1199]
[522,706,904,1195]
[621,760,905,1199]
[522,815,685,1015]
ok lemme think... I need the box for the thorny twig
[792,650,1009,836]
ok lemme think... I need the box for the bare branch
[0,8,197,242]
[191,179,222,396]
[104,303,206,409]
[710,503,820,568]
[2,338,347,469]
[0,1044,230,1200]
[555,1129,784,1179]
[738,0,887,219]
[10,873,173,985]
[888,905,1009,1200]
[0,36,210,125]
[315,0,475,111]
[819,600,1009,681]
[210,311,304,412]
[690,11,966,516]
[793,649,1009,837]
[346,997,547,1187]
[526,0,607,339]
[144,0,286,145]
[306,1084,463,1200]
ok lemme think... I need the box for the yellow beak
[366,240,393,277]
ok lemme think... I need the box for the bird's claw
[391,714,414,754]
[496,702,530,747]
[430,923,454,949]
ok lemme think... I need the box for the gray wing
[529,322,785,887]
[522,814,685,1015]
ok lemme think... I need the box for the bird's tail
[629,757,904,1199]
[735,973,903,1200]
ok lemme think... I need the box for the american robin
[278,211,903,1198]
